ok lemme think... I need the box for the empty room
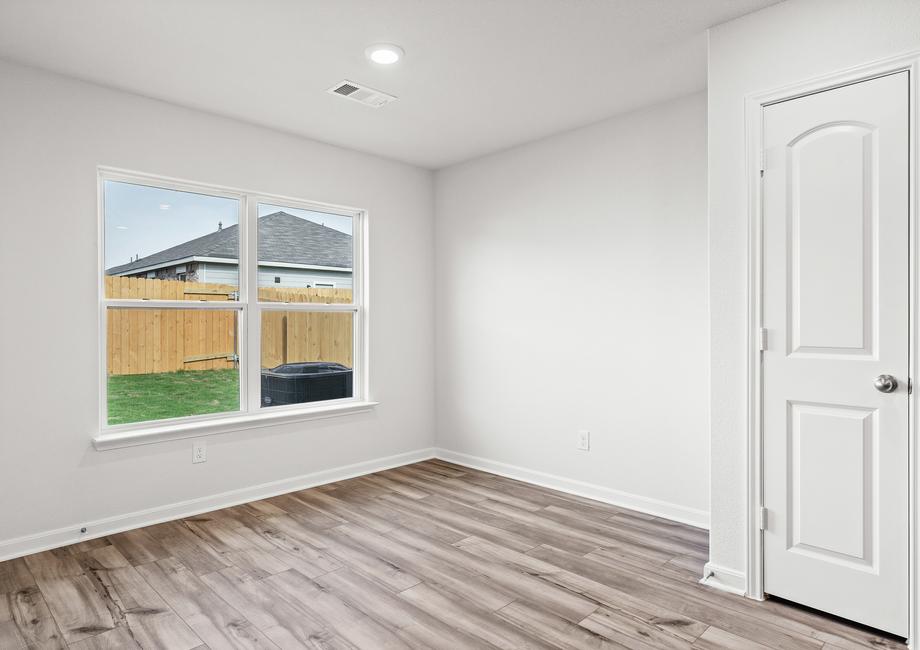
[1,0,919,648]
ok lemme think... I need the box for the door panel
[788,123,876,356]
[762,72,908,637]
[788,402,875,566]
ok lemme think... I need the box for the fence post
[282,313,288,365]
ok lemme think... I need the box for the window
[261,311,354,406]
[99,170,366,435]
[255,201,356,408]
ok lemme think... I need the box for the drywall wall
[434,92,710,526]
[0,59,435,552]
[708,0,920,584]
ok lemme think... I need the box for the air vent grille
[327,80,397,108]
[333,83,360,96]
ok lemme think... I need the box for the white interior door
[762,71,909,637]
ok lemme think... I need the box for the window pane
[104,181,240,300]
[257,203,353,304]
[106,308,240,425]
[261,311,354,407]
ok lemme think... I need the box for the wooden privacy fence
[105,276,353,376]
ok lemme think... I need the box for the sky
[104,181,353,269]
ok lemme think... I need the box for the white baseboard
[435,448,710,530]
[0,447,436,562]
[1,446,711,562]
[699,562,747,596]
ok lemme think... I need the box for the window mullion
[236,194,249,416]
[245,196,262,413]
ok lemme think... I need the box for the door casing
[744,50,920,645]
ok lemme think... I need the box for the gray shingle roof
[106,211,352,275]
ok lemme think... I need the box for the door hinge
[910,378,913,395]
[759,149,765,175]
[759,507,768,531]
[758,328,768,352]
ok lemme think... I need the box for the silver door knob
[874,374,898,393]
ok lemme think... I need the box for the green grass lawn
[108,369,240,425]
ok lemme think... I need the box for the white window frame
[94,167,373,450]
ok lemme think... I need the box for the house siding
[202,262,353,289]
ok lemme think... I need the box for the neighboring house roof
[106,211,353,275]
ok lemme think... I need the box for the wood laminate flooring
[0,460,905,649]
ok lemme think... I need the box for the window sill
[93,401,379,451]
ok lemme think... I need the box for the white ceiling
[0,0,781,169]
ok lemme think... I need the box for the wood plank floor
[0,459,905,649]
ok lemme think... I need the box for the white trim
[103,300,243,310]
[239,195,252,415]
[743,50,920,644]
[94,400,379,450]
[109,257,353,277]
[245,194,260,413]
[906,53,918,649]
[256,302,357,313]
[0,448,711,563]
[0,447,433,563]
[258,260,353,273]
[97,173,107,433]
[700,562,748,597]
[743,72,766,606]
[357,206,371,405]
[435,448,710,529]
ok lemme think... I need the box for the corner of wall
[700,561,747,596]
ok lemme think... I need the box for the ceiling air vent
[327,80,397,108]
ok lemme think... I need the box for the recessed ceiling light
[159,203,171,210]
[365,43,404,65]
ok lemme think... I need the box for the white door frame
[744,50,920,644]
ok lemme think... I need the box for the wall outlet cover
[193,441,207,464]
[577,430,590,451]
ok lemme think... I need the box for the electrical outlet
[577,430,590,451]
[192,440,207,464]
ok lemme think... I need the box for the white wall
[435,92,710,526]
[708,0,920,582]
[0,59,435,550]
